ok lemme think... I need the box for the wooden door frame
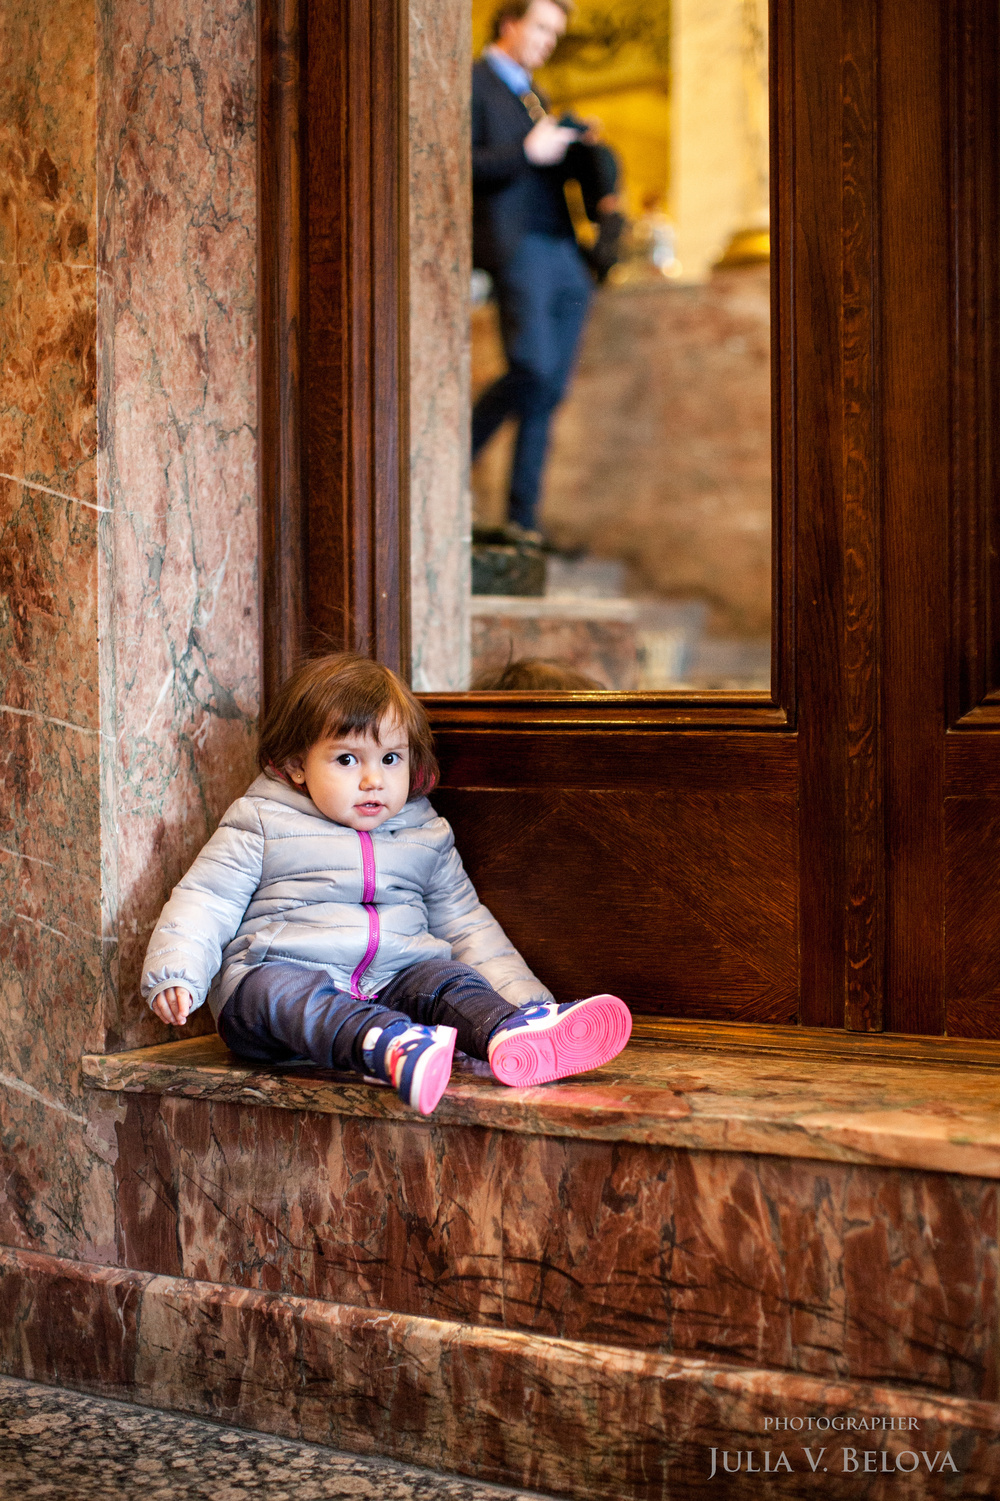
[257,0,997,1036]
[258,0,410,702]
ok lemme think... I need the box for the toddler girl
[142,653,631,1115]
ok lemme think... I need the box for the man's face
[498,1,568,72]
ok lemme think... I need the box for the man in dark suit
[472,0,620,545]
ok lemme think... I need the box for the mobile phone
[557,112,588,138]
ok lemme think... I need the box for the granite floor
[0,1376,556,1501]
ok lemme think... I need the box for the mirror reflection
[466,0,771,692]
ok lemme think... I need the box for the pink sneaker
[487,995,632,1088]
[381,1024,457,1115]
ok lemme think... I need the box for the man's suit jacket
[472,59,576,275]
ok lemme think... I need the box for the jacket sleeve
[472,137,530,188]
[472,78,530,189]
[424,825,554,1007]
[140,798,265,1013]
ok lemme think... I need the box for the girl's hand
[152,986,193,1026]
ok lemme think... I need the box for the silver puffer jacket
[141,773,552,1020]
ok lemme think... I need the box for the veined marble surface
[85,1026,1000,1176]
[0,0,259,1273]
[5,1248,1000,1500]
[97,0,259,1051]
[0,1374,551,1500]
[0,0,121,1265]
[91,1026,1000,1394]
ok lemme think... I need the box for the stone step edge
[2,1245,999,1500]
[82,1031,1000,1178]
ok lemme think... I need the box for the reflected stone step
[471,543,546,598]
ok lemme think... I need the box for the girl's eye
[382,752,401,766]
[336,754,356,766]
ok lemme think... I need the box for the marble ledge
[83,1020,1000,1178]
[11,1246,1000,1501]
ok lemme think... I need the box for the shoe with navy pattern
[367,1023,457,1115]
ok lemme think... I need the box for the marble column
[0,0,117,1263]
[0,0,258,1258]
[96,0,259,1050]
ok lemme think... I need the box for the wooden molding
[840,0,883,1032]
[423,692,790,733]
[258,0,305,708]
[949,0,1000,726]
[259,0,410,686]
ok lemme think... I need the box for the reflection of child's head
[473,656,605,691]
[258,653,438,796]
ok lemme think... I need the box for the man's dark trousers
[472,232,592,532]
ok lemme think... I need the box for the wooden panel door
[941,0,1000,1038]
[258,0,999,1037]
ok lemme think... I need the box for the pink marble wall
[97,0,259,1051]
[0,0,258,1259]
[0,0,121,1262]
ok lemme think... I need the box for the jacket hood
[246,772,435,832]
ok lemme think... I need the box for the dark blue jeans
[217,959,520,1074]
[472,233,593,531]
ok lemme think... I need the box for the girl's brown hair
[258,653,438,797]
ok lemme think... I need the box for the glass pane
[411,0,772,692]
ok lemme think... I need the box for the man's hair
[491,0,572,42]
[258,652,438,796]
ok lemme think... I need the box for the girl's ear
[284,755,307,786]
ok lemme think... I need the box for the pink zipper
[349,829,380,998]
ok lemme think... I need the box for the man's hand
[152,986,193,1026]
[524,115,578,166]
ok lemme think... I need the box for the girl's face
[286,717,410,829]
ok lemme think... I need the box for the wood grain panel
[261,0,409,678]
[433,730,797,794]
[941,5,1000,1037]
[258,0,304,707]
[341,0,408,671]
[301,0,349,655]
[433,788,798,1019]
[840,0,883,1031]
[424,695,788,731]
[792,0,848,1028]
[880,0,950,1034]
[768,0,795,717]
[946,798,1000,1039]
[946,735,1000,797]
[949,0,1000,724]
